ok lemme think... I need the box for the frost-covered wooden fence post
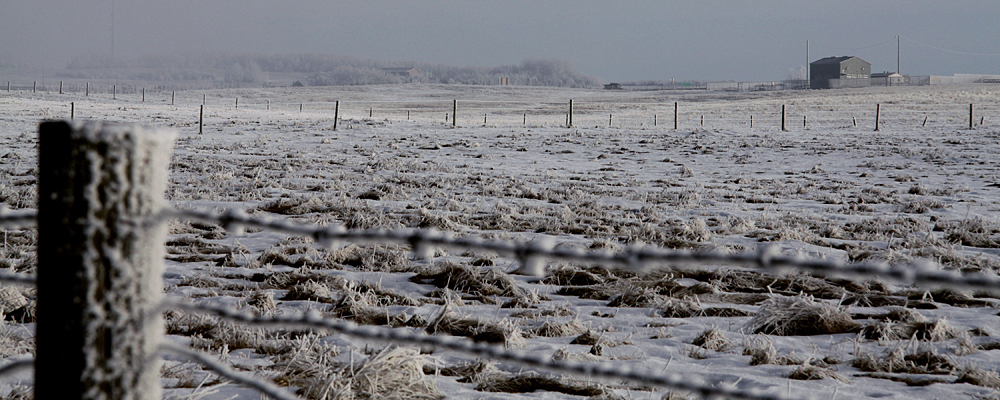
[568,99,573,127]
[874,104,881,131]
[36,120,175,400]
[333,100,340,130]
[781,105,786,131]
[969,104,974,129]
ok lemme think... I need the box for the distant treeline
[61,53,602,88]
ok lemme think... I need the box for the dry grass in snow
[745,295,861,336]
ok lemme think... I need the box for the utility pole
[897,35,900,74]
[806,40,810,88]
[110,0,115,64]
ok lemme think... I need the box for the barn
[810,56,871,89]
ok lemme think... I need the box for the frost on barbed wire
[0,206,37,228]
[160,207,1000,293]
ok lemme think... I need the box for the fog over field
[3,1,1000,81]
[2,83,1000,399]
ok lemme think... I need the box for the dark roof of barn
[811,56,865,65]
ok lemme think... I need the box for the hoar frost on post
[35,120,175,400]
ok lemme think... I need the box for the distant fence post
[70,102,74,120]
[874,104,881,131]
[36,120,174,400]
[333,100,339,130]
[142,88,145,102]
[674,102,678,130]
[781,105,786,131]
[452,100,457,127]
[113,84,116,100]
[86,82,89,96]
[568,99,573,128]
[970,104,974,129]
[199,105,204,134]
[59,81,63,94]
[33,81,36,93]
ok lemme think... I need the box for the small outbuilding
[871,72,905,86]
[604,83,623,90]
[810,56,871,89]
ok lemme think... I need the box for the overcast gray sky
[2,0,998,82]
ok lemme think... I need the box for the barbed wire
[159,342,300,400]
[0,358,33,379]
[163,299,797,400]
[0,208,41,286]
[0,271,37,286]
[165,207,1000,293]
[0,208,37,228]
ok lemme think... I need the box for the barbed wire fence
[2,120,1000,399]
[3,79,998,131]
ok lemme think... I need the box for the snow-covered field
[2,83,1000,399]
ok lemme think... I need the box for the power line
[809,37,898,52]
[900,35,1000,57]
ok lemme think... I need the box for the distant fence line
[2,121,1000,399]
[3,79,998,131]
